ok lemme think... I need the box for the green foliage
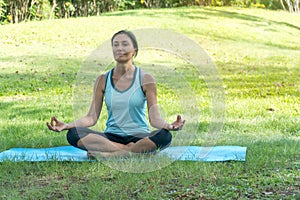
[231,0,283,8]
[0,0,288,23]
[0,0,7,24]
[260,0,283,9]
[118,0,137,10]
[30,0,51,20]
[0,0,5,18]
[145,0,192,8]
[0,0,11,25]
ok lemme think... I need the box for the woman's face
[112,34,136,63]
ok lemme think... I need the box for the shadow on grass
[204,8,300,31]
[184,25,299,51]
[217,60,299,98]
[195,8,300,32]
[105,7,300,37]
[103,8,208,20]
[0,54,80,96]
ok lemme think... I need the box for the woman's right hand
[46,116,68,132]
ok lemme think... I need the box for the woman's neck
[115,62,135,75]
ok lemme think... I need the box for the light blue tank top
[104,67,150,137]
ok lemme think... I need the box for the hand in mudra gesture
[46,116,68,132]
[170,115,185,131]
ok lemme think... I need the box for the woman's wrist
[65,123,72,130]
[164,123,173,130]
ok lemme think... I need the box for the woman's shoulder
[138,68,155,85]
[138,67,154,79]
[96,73,107,82]
[97,68,114,80]
[94,72,109,90]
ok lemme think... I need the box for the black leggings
[66,127,172,151]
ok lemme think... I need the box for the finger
[47,121,60,132]
[50,117,55,126]
[177,115,182,122]
[51,117,59,125]
[179,124,184,130]
[46,122,54,130]
[53,116,59,123]
[173,124,181,130]
[175,121,185,130]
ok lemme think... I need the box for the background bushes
[0,0,292,24]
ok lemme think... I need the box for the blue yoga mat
[0,146,247,162]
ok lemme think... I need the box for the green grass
[0,6,299,199]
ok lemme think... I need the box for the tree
[282,0,300,13]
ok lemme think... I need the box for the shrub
[0,0,288,24]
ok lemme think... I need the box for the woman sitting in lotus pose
[47,30,185,158]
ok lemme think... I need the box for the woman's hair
[111,30,138,57]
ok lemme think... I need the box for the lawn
[0,6,299,199]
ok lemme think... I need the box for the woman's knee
[161,129,172,146]
[149,129,172,150]
[66,127,98,150]
[66,127,80,147]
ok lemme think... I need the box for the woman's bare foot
[87,150,132,159]
[125,142,134,150]
[87,151,96,159]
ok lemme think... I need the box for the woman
[47,30,185,158]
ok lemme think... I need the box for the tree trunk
[13,1,18,23]
[50,0,57,19]
[294,0,299,13]
[280,0,286,10]
[285,0,293,12]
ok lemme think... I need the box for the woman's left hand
[170,115,185,131]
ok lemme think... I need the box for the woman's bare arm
[47,74,106,132]
[142,73,185,131]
